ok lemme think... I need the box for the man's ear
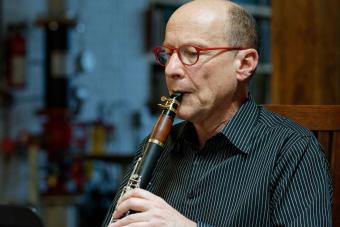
[234,49,258,81]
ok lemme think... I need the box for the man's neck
[193,97,246,149]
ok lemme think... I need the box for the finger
[109,222,148,227]
[109,212,149,227]
[113,197,151,219]
[121,222,149,227]
[120,188,163,204]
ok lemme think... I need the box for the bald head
[166,0,258,50]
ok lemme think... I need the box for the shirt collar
[171,97,259,154]
[219,97,259,154]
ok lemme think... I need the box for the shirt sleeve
[270,135,333,227]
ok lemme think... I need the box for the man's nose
[165,52,185,79]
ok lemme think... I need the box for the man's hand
[108,188,197,227]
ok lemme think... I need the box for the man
[103,0,332,226]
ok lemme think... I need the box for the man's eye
[182,49,198,57]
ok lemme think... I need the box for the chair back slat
[264,105,340,131]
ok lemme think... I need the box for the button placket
[186,150,204,200]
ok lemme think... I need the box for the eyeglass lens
[156,46,199,66]
[157,48,170,66]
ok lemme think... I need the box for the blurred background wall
[0,0,151,226]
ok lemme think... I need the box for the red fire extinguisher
[6,24,27,89]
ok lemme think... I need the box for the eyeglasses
[152,45,245,67]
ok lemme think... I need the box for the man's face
[163,4,238,123]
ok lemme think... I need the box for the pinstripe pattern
[102,98,332,227]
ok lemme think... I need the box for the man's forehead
[165,2,228,34]
[164,13,227,47]
[168,1,227,25]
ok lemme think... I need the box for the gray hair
[225,4,258,50]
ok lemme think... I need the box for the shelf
[35,17,76,27]
[149,0,189,6]
[72,154,134,164]
[41,193,81,205]
[241,4,271,18]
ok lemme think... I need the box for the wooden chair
[264,105,340,227]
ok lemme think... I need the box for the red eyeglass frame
[152,45,245,66]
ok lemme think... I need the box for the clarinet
[109,92,182,224]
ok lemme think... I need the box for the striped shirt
[102,97,332,227]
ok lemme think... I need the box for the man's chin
[176,109,194,122]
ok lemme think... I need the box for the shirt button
[187,191,195,199]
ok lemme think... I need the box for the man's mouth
[172,90,189,96]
